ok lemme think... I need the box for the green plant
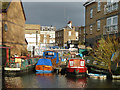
[91,35,120,74]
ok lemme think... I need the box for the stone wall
[25,24,40,34]
[64,27,76,44]
[2,1,27,56]
[55,27,77,47]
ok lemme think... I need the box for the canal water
[3,71,120,88]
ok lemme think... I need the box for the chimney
[67,21,72,28]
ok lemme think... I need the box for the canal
[3,71,120,88]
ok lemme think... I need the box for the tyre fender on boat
[74,69,79,74]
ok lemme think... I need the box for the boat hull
[35,65,53,72]
[67,67,87,76]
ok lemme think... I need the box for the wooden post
[5,48,9,66]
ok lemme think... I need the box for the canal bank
[2,71,120,88]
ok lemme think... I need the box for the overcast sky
[22,2,85,29]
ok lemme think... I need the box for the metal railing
[103,25,118,35]
[104,2,118,14]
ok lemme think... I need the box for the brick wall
[55,26,77,47]
[84,1,120,47]
[2,1,27,56]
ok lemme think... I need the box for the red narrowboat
[67,59,87,76]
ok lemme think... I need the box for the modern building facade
[84,0,120,47]
[1,0,27,56]
[55,21,78,47]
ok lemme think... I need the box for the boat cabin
[43,50,60,67]
[67,59,87,74]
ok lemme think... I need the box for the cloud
[22,2,85,29]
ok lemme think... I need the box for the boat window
[70,61,74,66]
[45,52,54,56]
[80,61,84,66]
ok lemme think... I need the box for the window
[76,32,78,37]
[107,18,111,26]
[107,16,118,26]
[70,61,73,66]
[69,31,71,36]
[80,61,84,66]
[113,16,118,25]
[107,0,118,5]
[98,0,101,11]
[106,0,118,13]
[90,9,93,18]
[97,20,100,30]
[90,25,93,34]
[106,16,118,33]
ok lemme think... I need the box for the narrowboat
[4,57,39,76]
[35,50,60,72]
[66,59,87,76]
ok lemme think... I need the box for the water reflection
[3,72,120,88]
[5,76,23,88]
[66,76,87,88]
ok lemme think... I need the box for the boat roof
[43,50,58,53]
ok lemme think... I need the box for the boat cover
[36,58,52,66]
[43,51,59,64]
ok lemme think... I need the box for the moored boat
[35,58,53,73]
[4,57,39,76]
[66,58,87,76]
[35,50,61,73]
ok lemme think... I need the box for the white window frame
[80,61,84,67]
[112,16,118,25]
[97,20,100,30]
[106,15,118,33]
[70,61,74,66]
[98,0,101,11]
[69,31,71,36]
[90,25,93,34]
[90,9,93,18]
[107,15,118,26]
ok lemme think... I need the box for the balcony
[103,25,118,35]
[104,2,118,14]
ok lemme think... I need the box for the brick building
[25,24,40,52]
[83,0,120,47]
[78,26,86,44]
[1,0,27,56]
[55,21,78,47]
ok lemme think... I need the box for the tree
[91,35,120,74]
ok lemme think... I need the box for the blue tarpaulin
[36,58,52,66]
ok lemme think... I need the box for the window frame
[69,31,71,36]
[90,25,93,34]
[97,20,101,30]
[97,0,101,11]
[90,8,93,19]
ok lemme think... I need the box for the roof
[2,0,26,20]
[83,0,95,7]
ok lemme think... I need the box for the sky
[22,2,86,29]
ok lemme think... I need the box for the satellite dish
[4,24,8,32]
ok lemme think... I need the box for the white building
[25,24,40,56]
[40,26,56,48]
